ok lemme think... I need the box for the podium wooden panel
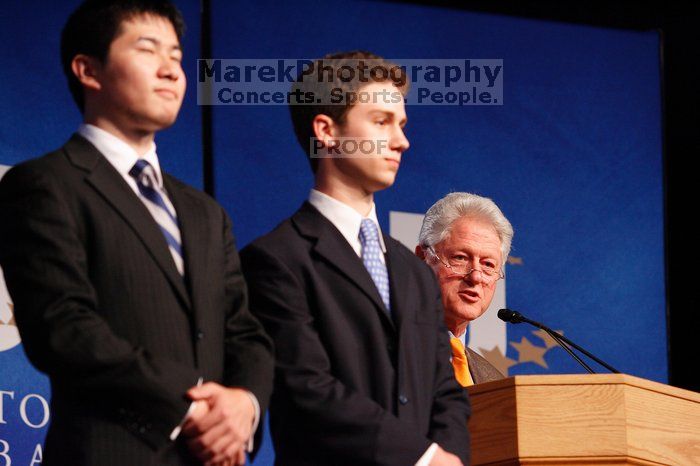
[466,374,700,465]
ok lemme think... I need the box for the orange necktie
[450,337,474,387]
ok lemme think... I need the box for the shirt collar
[448,330,467,348]
[308,189,387,253]
[77,124,163,187]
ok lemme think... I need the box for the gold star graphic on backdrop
[510,337,549,368]
[506,256,523,265]
[478,345,518,376]
[531,329,564,349]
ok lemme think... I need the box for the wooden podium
[466,374,700,465]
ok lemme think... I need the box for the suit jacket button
[197,330,204,340]
[399,395,409,405]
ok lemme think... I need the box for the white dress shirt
[78,124,163,194]
[308,189,386,262]
[308,189,438,466]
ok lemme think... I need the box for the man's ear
[71,54,102,92]
[415,245,425,260]
[311,114,339,149]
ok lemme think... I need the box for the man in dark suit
[416,192,514,385]
[0,1,273,465]
[240,52,470,466]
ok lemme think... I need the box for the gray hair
[418,192,513,265]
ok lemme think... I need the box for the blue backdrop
[210,1,664,372]
[1,1,664,464]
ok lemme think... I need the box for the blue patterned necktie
[129,159,184,276]
[359,218,391,312]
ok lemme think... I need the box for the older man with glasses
[416,192,514,386]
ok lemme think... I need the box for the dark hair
[61,0,185,113]
[289,50,408,172]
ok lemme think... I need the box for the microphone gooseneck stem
[519,315,620,374]
[543,328,595,373]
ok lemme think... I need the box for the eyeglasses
[426,246,504,285]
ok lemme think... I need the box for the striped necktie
[359,218,391,312]
[450,337,474,387]
[129,159,184,276]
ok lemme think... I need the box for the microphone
[497,308,525,324]
[498,308,620,374]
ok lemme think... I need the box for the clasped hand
[181,382,255,466]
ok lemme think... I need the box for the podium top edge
[466,373,700,402]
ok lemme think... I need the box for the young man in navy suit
[241,51,470,466]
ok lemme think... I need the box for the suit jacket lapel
[384,238,412,330]
[165,177,206,320]
[465,348,478,383]
[293,203,394,329]
[64,134,191,310]
[466,346,505,383]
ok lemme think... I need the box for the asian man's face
[90,14,185,134]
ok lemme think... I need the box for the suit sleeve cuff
[415,443,438,466]
[245,390,261,452]
[169,400,197,441]
[169,376,203,441]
